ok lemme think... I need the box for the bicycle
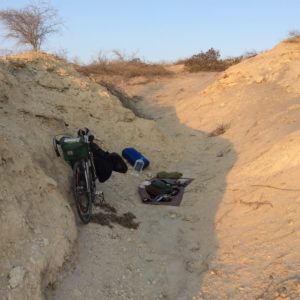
[53,133,104,224]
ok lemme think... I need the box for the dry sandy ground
[55,39,300,300]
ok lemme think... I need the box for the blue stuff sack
[122,147,150,169]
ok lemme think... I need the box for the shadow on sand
[53,79,237,300]
[125,87,237,299]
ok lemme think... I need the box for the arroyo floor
[52,72,235,300]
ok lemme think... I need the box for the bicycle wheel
[73,160,92,224]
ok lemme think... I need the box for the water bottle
[131,159,144,176]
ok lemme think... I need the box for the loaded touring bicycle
[53,133,104,224]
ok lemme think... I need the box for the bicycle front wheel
[73,160,92,224]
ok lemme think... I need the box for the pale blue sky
[0,0,299,62]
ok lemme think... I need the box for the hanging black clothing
[90,142,127,182]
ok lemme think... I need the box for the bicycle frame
[75,144,97,190]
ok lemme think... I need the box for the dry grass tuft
[76,61,170,78]
[209,123,230,137]
[75,50,171,78]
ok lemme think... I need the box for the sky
[0,0,299,63]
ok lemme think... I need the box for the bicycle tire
[73,160,92,224]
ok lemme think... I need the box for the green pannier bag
[59,136,89,161]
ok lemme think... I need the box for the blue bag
[122,147,150,169]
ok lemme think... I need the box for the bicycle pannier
[59,136,89,161]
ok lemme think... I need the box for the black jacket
[90,142,127,182]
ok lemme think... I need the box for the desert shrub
[0,2,62,51]
[183,48,242,72]
[76,50,171,78]
[77,60,170,78]
[52,48,69,61]
[288,30,300,37]
[242,50,258,59]
[284,30,300,43]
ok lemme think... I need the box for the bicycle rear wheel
[73,160,92,224]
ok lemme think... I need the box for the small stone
[37,238,49,247]
[217,151,224,157]
[33,228,41,234]
[169,213,177,219]
[110,233,120,239]
[123,111,135,122]
[278,286,287,295]
[8,266,25,289]
[255,76,264,83]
